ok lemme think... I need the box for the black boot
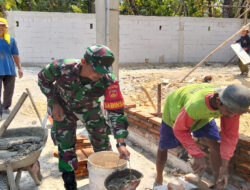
[62,171,77,190]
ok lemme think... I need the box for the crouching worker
[154,83,250,190]
[38,45,130,190]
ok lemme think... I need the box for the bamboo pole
[235,0,247,18]
[224,55,237,67]
[0,92,28,137]
[237,7,250,18]
[244,3,249,24]
[180,23,250,83]
[26,88,42,125]
[141,87,156,111]
[157,84,161,116]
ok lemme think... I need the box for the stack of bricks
[54,136,94,178]
[124,104,250,189]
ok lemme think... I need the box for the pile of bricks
[54,136,94,178]
[124,105,250,189]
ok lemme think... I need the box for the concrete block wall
[6,11,244,66]
[6,11,96,66]
[124,106,250,189]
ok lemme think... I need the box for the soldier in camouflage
[38,45,130,190]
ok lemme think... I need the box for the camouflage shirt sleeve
[104,73,129,139]
[38,60,63,106]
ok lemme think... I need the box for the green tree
[0,0,95,15]
[120,0,245,17]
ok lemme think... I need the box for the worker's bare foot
[154,176,163,187]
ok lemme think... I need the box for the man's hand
[244,47,248,51]
[117,145,130,160]
[192,157,206,177]
[116,138,130,160]
[18,68,23,78]
[215,160,229,190]
[52,103,64,121]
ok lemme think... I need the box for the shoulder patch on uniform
[104,81,124,110]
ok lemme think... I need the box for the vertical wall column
[95,0,120,78]
[178,20,184,64]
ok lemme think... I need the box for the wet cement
[106,174,138,190]
[0,136,42,161]
[105,169,143,190]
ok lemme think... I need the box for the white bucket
[87,151,127,190]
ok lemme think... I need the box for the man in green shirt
[154,83,250,189]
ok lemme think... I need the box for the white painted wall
[6,11,243,66]
[7,11,96,66]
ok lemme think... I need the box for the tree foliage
[120,0,246,18]
[0,0,247,18]
[0,0,95,17]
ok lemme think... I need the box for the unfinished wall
[7,11,243,66]
[124,106,250,189]
[6,11,96,66]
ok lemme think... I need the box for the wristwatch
[116,142,126,148]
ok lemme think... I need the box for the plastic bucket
[87,151,127,190]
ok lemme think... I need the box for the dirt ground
[0,65,248,190]
[119,64,250,137]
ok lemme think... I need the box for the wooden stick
[244,3,249,24]
[224,54,237,67]
[141,87,156,111]
[237,7,250,18]
[235,0,246,18]
[157,84,161,116]
[6,164,17,190]
[180,23,250,83]
[0,92,28,137]
[26,88,42,125]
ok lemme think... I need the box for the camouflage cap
[216,84,250,113]
[84,45,114,74]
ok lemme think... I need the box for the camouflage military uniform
[38,58,128,172]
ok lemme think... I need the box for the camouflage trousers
[50,105,111,172]
[238,59,249,75]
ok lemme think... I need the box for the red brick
[82,147,94,157]
[77,136,88,141]
[75,170,88,178]
[238,134,250,147]
[134,111,154,120]
[136,122,148,129]
[133,129,146,137]
[240,148,250,155]
[148,127,160,135]
[128,125,139,131]
[152,133,160,140]
[168,149,179,157]
[235,167,250,176]
[124,103,136,109]
[129,115,141,122]
[127,117,135,125]
[126,108,141,115]
[140,120,154,128]
[235,173,250,182]
[153,124,161,130]
[75,167,88,173]
[237,163,250,174]
[228,180,242,189]
[234,155,250,163]
[76,149,88,163]
[149,117,162,126]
